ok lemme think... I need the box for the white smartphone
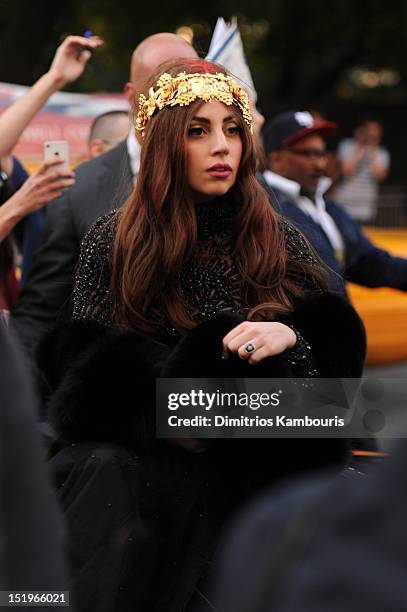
[43,140,70,173]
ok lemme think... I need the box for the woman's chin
[192,185,233,202]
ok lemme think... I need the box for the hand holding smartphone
[43,140,70,173]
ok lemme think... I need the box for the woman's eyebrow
[191,115,235,124]
[191,116,210,124]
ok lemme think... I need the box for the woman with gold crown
[37,59,366,612]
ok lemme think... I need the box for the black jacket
[11,141,133,353]
[270,185,407,295]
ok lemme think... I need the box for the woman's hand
[0,158,75,242]
[10,158,75,214]
[0,35,103,159]
[222,321,297,365]
[47,35,104,87]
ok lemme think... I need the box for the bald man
[126,32,197,96]
[12,33,198,353]
[88,110,130,159]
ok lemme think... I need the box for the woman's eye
[225,125,240,136]
[188,127,205,136]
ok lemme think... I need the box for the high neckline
[195,197,236,240]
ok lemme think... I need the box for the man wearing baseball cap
[262,110,407,295]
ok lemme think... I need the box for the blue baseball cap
[263,111,337,155]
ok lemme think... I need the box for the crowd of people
[0,29,406,612]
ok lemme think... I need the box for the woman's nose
[211,129,229,155]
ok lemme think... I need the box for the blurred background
[2,1,405,174]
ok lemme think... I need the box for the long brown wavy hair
[111,59,327,334]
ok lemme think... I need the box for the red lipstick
[206,163,232,178]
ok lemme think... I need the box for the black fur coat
[37,292,366,612]
[38,292,365,456]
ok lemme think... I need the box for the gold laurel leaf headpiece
[135,71,253,135]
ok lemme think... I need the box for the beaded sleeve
[285,326,318,377]
[72,211,117,325]
[281,219,322,377]
[282,218,323,289]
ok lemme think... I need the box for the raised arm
[366,147,389,182]
[0,35,103,157]
[340,146,365,177]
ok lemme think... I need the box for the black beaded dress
[72,197,318,376]
[43,197,365,612]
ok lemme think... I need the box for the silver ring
[244,342,256,354]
